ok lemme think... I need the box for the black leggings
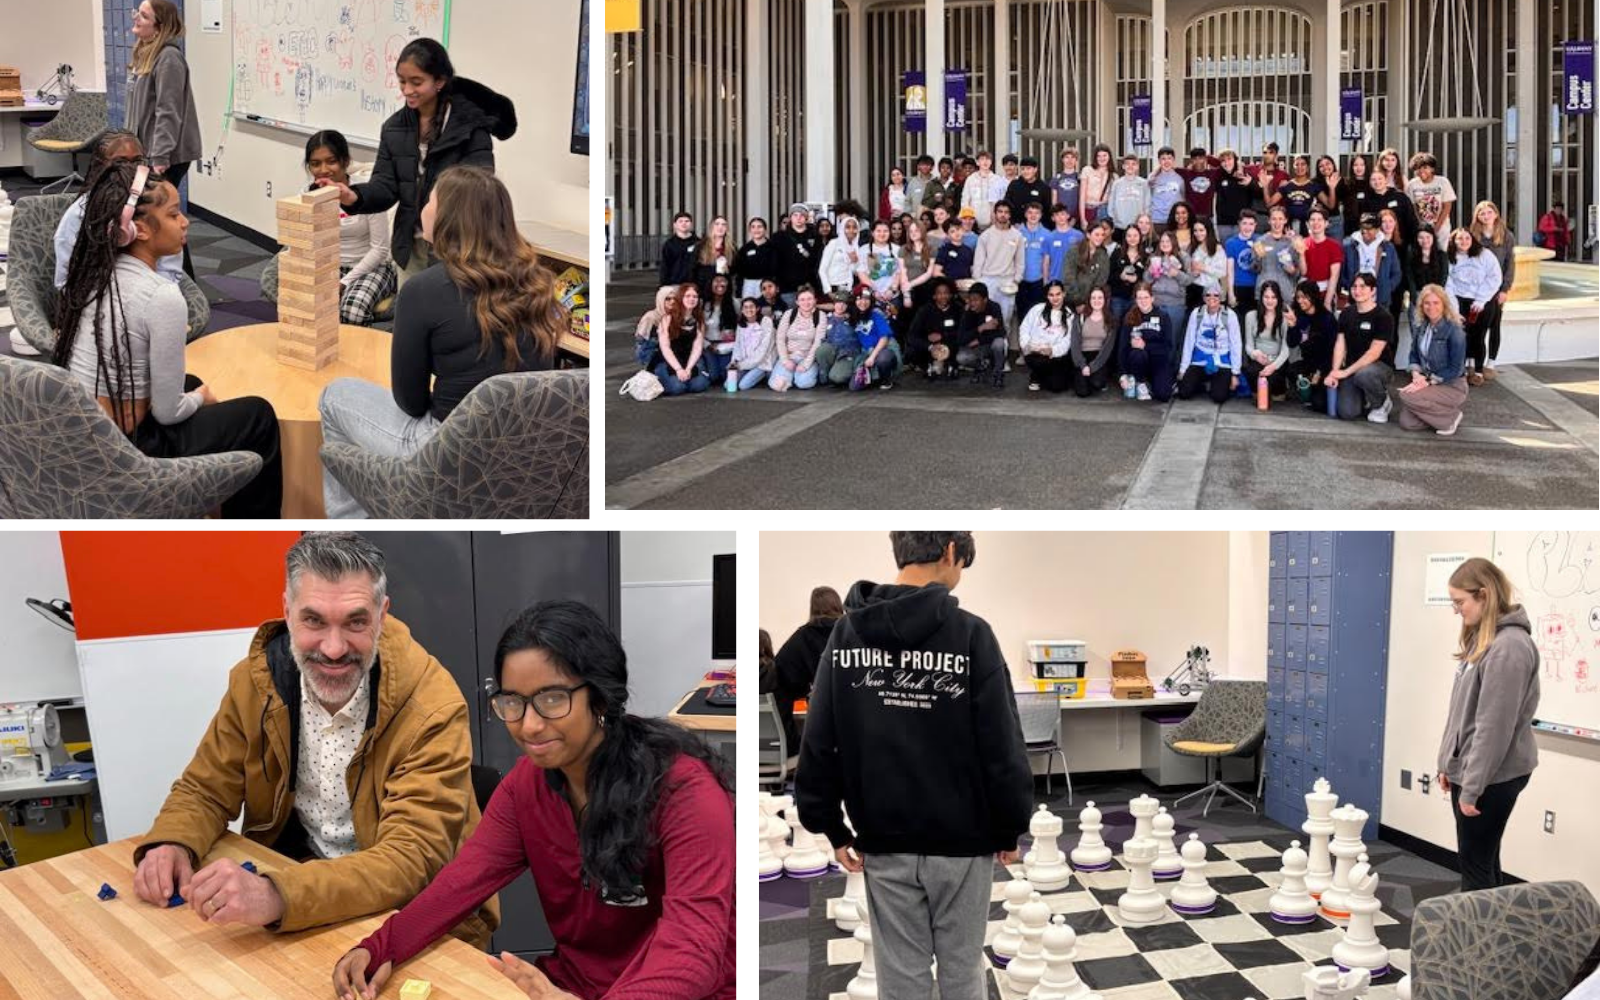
[1451,773,1529,891]
[1177,366,1235,403]
[160,161,197,279]
[1244,357,1289,398]
[132,374,283,518]
[1457,296,1501,372]
[1023,353,1074,393]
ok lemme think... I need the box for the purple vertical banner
[1339,86,1364,140]
[904,70,927,133]
[944,70,968,131]
[1564,41,1594,114]
[1130,94,1152,147]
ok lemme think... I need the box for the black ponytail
[493,601,733,902]
[305,130,352,170]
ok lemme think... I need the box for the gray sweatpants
[865,853,994,1000]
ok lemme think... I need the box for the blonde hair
[1414,283,1461,327]
[1469,199,1509,247]
[1448,557,1520,663]
[429,165,566,368]
[697,216,732,267]
[131,0,184,76]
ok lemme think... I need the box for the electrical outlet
[1544,811,1556,834]
[1400,769,1412,790]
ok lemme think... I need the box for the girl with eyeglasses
[334,601,734,1000]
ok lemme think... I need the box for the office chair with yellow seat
[1164,679,1267,816]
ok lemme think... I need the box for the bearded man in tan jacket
[132,532,498,944]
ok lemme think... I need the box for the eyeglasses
[490,682,590,722]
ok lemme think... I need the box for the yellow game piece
[399,980,432,1000]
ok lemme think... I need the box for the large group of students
[642,139,1537,435]
[28,0,565,517]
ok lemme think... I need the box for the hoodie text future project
[796,581,1033,858]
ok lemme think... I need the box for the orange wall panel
[60,532,301,640]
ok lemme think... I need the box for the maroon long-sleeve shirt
[358,754,735,1000]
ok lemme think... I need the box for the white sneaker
[8,329,40,356]
[1366,395,1392,424]
[1028,382,1041,392]
[1136,382,1152,401]
[1437,411,1464,436]
[1003,360,1013,373]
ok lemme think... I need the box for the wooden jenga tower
[275,185,342,370]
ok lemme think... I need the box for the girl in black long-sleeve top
[319,38,517,274]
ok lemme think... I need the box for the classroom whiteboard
[229,0,451,146]
[1493,531,1600,735]
[0,533,82,704]
[620,581,713,719]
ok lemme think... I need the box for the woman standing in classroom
[127,0,201,277]
[318,38,517,278]
[1437,557,1540,892]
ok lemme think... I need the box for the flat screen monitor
[711,553,735,660]
[571,0,590,155]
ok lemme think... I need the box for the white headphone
[112,164,152,248]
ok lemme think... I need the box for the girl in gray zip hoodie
[1436,556,1539,891]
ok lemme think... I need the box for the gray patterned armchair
[9,192,210,355]
[319,369,589,518]
[0,355,263,518]
[25,89,107,194]
[1164,679,1267,815]
[1410,880,1599,1000]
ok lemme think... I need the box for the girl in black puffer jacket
[320,38,518,273]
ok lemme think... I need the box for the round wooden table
[186,323,392,518]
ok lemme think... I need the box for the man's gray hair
[285,532,388,606]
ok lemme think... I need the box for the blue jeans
[634,338,655,367]
[771,362,819,390]
[702,350,732,385]
[654,363,711,395]
[1159,305,1188,343]
[318,377,442,518]
[735,366,770,389]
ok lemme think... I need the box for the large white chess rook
[1070,801,1113,872]
[846,885,877,1000]
[1303,778,1338,899]
[1117,837,1167,924]
[1331,854,1391,979]
[991,877,1034,967]
[1319,803,1369,922]
[1267,840,1319,924]
[1127,794,1160,849]
[1169,832,1217,915]
[1025,805,1072,891]
[1004,891,1051,994]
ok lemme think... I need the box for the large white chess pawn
[1150,807,1182,880]
[991,877,1034,967]
[1319,803,1369,922]
[1070,801,1113,872]
[1303,778,1338,899]
[1117,837,1167,923]
[1302,964,1371,999]
[1331,854,1391,979]
[1169,833,1216,915]
[1025,805,1072,891]
[834,868,866,932]
[1032,915,1099,1000]
[846,885,877,1000]
[784,818,831,879]
[1004,891,1051,994]
[1127,794,1160,848]
[1267,840,1319,924]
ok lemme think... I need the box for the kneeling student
[1018,280,1076,393]
[1118,283,1175,401]
[1397,283,1468,435]
[1175,278,1243,403]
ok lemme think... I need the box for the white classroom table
[0,101,64,172]
[1055,690,1202,756]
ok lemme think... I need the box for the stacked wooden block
[275,185,342,370]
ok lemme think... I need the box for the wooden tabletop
[668,678,736,734]
[0,832,526,999]
[187,323,394,424]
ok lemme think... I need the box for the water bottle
[725,368,739,393]
[1256,375,1269,411]
[1325,380,1340,418]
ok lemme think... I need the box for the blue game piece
[169,891,185,907]
[97,882,117,901]
[241,861,257,874]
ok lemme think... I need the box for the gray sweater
[125,42,202,169]
[68,255,201,425]
[1436,606,1540,806]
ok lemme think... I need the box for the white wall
[1384,531,1600,898]
[183,0,589,240]
[620,532,737,719]
[0,0,103,95]
[0,533,82,703]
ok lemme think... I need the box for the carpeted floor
[759,771,1463,1000]
[0,170,390,360]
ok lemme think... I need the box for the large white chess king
[1320,803,1369,922]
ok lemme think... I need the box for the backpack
[620,370,664,402]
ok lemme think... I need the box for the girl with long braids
[54,130,183,291]
[332,600,735,1000]
[316,38,517,277]
[318,165,565,518]
[53,163,282,517]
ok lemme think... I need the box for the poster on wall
[1424,552,1470,606]
[1565,41,1594,114]
[1340,87,1364,140]
[1130,95,1152,148]
[944,70,968,131]
[904,71,927,133]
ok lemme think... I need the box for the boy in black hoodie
[657,212,699,288]
[797,531,1032,1000]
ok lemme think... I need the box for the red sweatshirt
[357,754,735,1000]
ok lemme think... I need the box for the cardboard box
[1110,649,1155,700]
